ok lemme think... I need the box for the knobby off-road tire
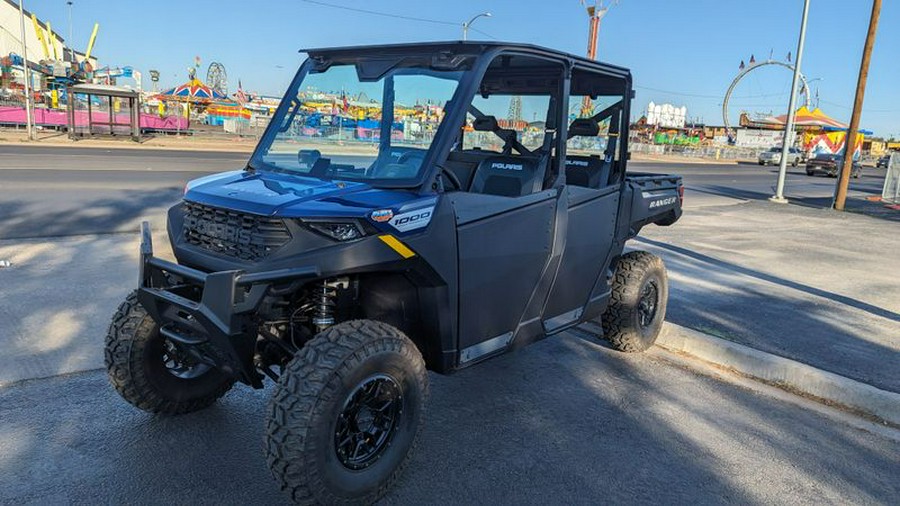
[600,251,669,353]
[105,291,234,414]
[265,320,428,505]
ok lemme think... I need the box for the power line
[469,27,498,40]
[300,1,498,39]
[820,99,900,113]
[300,0,456,26]
[635,85,791,101]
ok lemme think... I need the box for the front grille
[182,201,291,261]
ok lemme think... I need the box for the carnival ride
[722,57,811,134]
[721,55,869,156]
[206,62,227,97]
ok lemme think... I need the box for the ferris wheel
[207,62,228,96]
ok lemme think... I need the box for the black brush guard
[137,222,319,387]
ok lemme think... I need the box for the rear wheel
[266,320,428,505]
[599,251,668,352]
[104,291,234,414]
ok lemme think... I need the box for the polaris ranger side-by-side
[105,42,683,505]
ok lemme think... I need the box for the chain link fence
[629,142,767,161]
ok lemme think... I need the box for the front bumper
[137,222,319,387]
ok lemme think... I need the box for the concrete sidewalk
[639,199,900,393]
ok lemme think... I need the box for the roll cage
[250,41,632,194]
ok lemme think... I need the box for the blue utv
[105,41,683,505]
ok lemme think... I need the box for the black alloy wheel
[334,374,404,470]
[637,280,660,329]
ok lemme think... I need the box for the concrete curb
[657,323,900,427]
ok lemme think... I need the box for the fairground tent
[155,78,226,103]
[757,106,847,130]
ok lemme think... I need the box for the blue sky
[30,0,900,136]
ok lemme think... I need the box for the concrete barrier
[657,323,900,427]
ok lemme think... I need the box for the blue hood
[184,170,423,218]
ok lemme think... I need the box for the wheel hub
[334,374,403,470]
[161,339,210,379]
[638,280,659,328]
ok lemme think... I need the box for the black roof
[300,41,630,79]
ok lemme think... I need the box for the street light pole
[770,0,810,204]
[17,0,35,140]
[834,0,881,211]
[67,1,73,60]
[462,12,491,41]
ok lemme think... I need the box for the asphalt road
[0,146,372,239]
[0,332,896,505]
[0,145,887,239]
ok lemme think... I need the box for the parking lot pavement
[638,199,900,393]
[1,332,897,505]
[0,232,172,385]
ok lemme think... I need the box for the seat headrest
[564,155,602,169]
[473,116,499,132]
[480,156,538,173]
[568,118,600,138]
[471,155,542,197]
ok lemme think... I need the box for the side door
[543,91,627,331]
[454,191,559,363]
[452,52,567,364]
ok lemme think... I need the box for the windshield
[251,62,463,185]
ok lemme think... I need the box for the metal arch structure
[206,62,227,97]
[722,60,810,133]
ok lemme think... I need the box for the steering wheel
[397,150,426,167]
[439,166,463,191]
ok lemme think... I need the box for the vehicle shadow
[635,236,900,392]
[0,187,180,240]
[637,236,900,324]
[687,183,899,223]
[0,337,897,505]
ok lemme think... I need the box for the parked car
[103,41,684,505]
[876,154,891,168]
[806,153,862,178]
[758,147,804,166]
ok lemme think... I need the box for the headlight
[304,220,367,241]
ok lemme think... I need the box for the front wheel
[265,320,428,505]
[599,251,668,352]
[104,291,234,414]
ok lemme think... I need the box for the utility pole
[834,0,881,211]
[17,0,35,140]
[770,0,810,204]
